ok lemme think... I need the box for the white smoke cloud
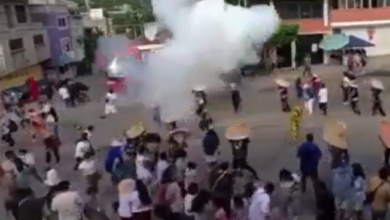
[98,0,280,122]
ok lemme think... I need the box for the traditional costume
[341,72,351,104]
[230,83,241,113]
[349,81,361,115]
[323,119,349,169]
[275,78,291,112]
[167,127,190,159]
[370,79,386,116]
[379,119,390,165]
[225,122,258,179]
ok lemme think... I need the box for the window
[274,1,323,19]
[8,38,24,51]
[60,38,71,53]
[338,0,369,8]
[14,5,27,23]
[57,17,68,29]
[33,35,44,45]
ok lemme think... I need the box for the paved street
[2,61,390,219]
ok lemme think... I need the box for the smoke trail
[97,0,280,122]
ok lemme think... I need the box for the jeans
[301,171,319,193]
[46,147,60,164]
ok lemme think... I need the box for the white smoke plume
[98,0,280,122]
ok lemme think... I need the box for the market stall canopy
[319,34,375,51]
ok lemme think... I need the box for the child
[184,182,199,219]
[232,196,248,220]
[184,162,198,190]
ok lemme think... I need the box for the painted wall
[341,25,390,56]
[30,5,71,66]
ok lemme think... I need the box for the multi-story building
[256,0,390,67]
[29,0,75,74]
[0,0,51,90]
[69,7,85,62]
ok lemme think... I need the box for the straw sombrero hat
[371,78,384,90]
[275,78,290,87]
[379,118,390,148]
[225,122,251,140]
[125,124,146,139]
[323,119,348,149]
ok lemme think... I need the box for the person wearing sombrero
[370,79,386,117]
[125,123,147,149]
[225,122,258,179]
[348,80,361,115]
[275,78,291,112]
[323,119,349,169]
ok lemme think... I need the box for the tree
[82,28,104,73]
[266,23,299,47]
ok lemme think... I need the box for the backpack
[9,120,18,133]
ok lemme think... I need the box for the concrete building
[81,9,114,36]
[68,9,85,62]
[29,0,74,69]
[0,0,50,90]
[260,0,390,68]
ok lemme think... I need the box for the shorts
[104,104,117,115]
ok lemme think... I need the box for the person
[104,140,124,174]
[184,162,198,190]
[175,149,188,186]
[371,79,386,116]
[184,182,199,219]
[51,181,84,220]
[302,54,311,77]
[275,169,300,220]
[130,179,153,220]
[331,159,352,220]
[294,77,303,99]
[193,87,207,116]
[349,80,361,115]
[44,168,61,187]
[202,124,220,168]
[367,167,390,220]
[232,196,248,220]
[248,182,274,220]
[191,189,214,220]
[16,187,46,220]
[275,79,291,112]
[303,83,314,115]
[74,132,93,170]
[230,83,242,113]
[210,162,234,218]
[213,196,229,220]
[19,149,43,183]
[117,179,135,220]
[58,85,71,107]
[380,119,390,166]
[164,166,184,220]
[315,181,335,220]
[156,151,169,183]
[318,83,328,115]
[199,110,213,132]
[1,114,15,147]
[102,89,117,118]
[351,163,366,220]
[42,128,62,165]
[78,152,101,194]
[297,133,322,193]
[341,72,351,105]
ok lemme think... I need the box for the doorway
[296,34,324,66]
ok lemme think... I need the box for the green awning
[319,34,349,51]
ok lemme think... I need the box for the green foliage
[267,24,299,47]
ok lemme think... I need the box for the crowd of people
[0,71,390,220]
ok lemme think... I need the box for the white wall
[0,4,50,74]
[342,25,390,56]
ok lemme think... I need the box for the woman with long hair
[130,179,153,220]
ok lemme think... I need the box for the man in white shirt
[103,89,117,118]
[51,190,84,220]
[249,182,274,220]
[78,152,100,192]
[318,83,328,115]
[58,86,72,107]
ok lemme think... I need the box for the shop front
[0,64,44,90]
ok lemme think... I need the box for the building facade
[259,0,390,67]
[0,0,50,90]
[29,0,73,67]
[69,9,85,62]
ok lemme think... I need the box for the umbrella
[319,34,375,51]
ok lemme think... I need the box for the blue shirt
[297,141,322,174]
[303,87,314,100]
